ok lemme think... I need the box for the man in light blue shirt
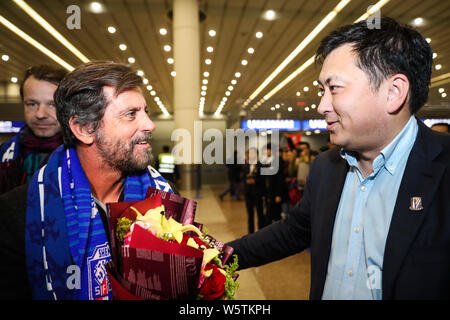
[228,17,450,300]
[322,115,418,299]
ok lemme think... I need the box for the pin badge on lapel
[409,196,424,212]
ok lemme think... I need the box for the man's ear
[69,116,95,145]
[386,74,410,114]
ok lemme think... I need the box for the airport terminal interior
[0,0,449,300]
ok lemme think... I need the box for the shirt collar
[340,115,418,176]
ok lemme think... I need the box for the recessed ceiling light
[128,57,135,63]
[248,48,254,54]
[313,80,318,86]
[225,91,231,96]
[202,79,208,84]
[206,46,214,53]
[107,26,116,34]
[442,93,447,98]
[426,38,431,43]
[171,71,176,77]
[201,91,206,96]
[150,90,156,96]
[231,79,237,85]
[1,54,9,61]
[288,107,293,112]
[159,28,167,35]
[137,70,144,76]
[201,85,207,91]
[413,17,424,26]
[439,88,445,93]
[205,59,212,65]
[203,71,209,77]
[311,104,317,109]
[296,91,301,96]
[235,72,241,78]
[263,10,277,21]
[142,78,149,85]
[146,85,152,91]
[433,53,437,59]
[303,86,309,92]
[119,44,127,51]
[167,58,174,64]
[435,64,442,70]
[255,31,263,38]
[305,107,310,111]
[241,59,248,66]
[208,30,216,37]
[90,2,104,14]
[11,76,18,83]
[228,85,234,91]
[270,107,275,111]
[154,96,160,102]
[164,45,171,52]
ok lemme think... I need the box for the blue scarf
[25,145,173,300]
[0,132,20,162]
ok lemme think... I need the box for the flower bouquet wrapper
[106,186,237,300]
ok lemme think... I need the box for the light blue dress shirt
[322,116,418,300]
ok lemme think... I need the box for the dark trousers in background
[244,193,265,234]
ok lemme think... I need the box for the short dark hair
[297,141,310,149]
[20,65,67,100]
[315,17,433,114]
[54,61,143,148]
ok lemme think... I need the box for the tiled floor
[180,184,311,300]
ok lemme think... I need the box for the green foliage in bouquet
[222,254,239,300]
[116,217,133,243]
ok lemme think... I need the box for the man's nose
[317,90,333,116]
[142,113,155,132]
[34,104,49,119]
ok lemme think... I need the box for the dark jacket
[228,120,450,299]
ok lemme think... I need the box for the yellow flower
[130,205,202,243]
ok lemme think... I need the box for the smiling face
[94,86,155,174]
[23,76,61,138]
[317,44,393,155]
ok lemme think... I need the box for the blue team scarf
[25,145,173,300]
[0,132,21,162]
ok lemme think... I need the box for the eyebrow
[317,75,346,87]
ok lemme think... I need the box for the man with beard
[0,65,67,194]
[0,62,175,299]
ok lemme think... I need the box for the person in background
[431,122,449,133]
[242,147,266,234]
[228,17,450,300]
[0,65,67,194]
[263,145,286,224]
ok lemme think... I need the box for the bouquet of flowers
[106,187,239,300]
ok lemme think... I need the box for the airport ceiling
[0,0,449,121]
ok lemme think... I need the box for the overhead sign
[422,118,450,127]
[241,119,301,131]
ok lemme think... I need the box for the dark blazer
[228,119,450,299]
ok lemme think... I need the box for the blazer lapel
[382,122,445,299]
